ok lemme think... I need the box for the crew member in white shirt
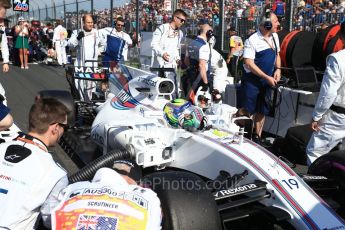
[151,9,187,94]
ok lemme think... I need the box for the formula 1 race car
[41,64,345,229]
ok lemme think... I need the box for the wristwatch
[312,118,319,122]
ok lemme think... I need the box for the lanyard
[15,133,48,152]
[262,35,277,56]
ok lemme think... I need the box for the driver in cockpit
[163,98,208,132]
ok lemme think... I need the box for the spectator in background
[0,0,10,16]
[130,30,141,58]
[312,8,325,27]
[14,17,29,69]
[0,0,12,126]
[155,10,164,28]
[0,0,10,102]
[236,5,245,19]
[272,0,286,21]
[0,0,12,129]
[0,18,9,74]
[45,23,54,44]
[248,3,257,22]
[52,20,68,67]
[337,1,345,14]
[226,27,243,83]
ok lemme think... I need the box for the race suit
[99,27,133,62]
[51,168,161,230]
[306,49,345,165]
[68,28,106,101]
[0,133,67,230]
[151,23,183,87]
[53,25,67,66]
[210,48,229,93]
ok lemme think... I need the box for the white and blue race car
[41,64,345,230]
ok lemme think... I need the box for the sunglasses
[175,16,186,24]
[51,122,68,131]
[116,24,124,27]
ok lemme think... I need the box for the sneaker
[21,66,24,69]
[252,134,262,145]
[25,66,29,69]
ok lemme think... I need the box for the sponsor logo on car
[214,183,258,199]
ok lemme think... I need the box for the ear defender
[262,10,272,30]
[206,30,214,41]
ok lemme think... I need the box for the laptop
[294,67,321,92]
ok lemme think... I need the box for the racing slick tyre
[143,171,221,230]
[308,150,345,181]
[308,150,345,212]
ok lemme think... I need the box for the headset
[262,9,272,30]
[206,30,214,41]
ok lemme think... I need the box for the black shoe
[252,134,262,144]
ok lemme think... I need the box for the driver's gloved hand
[0,30,4,35]
[200,82,209,92]
[198,116,209,130]
[77,31,85,41]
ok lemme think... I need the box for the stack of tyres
[278,30,316,69]
[312,24,344,71]
[278,25,344,75]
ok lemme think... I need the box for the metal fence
[7,0,345,52]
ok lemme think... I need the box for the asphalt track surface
[0,63,79,175]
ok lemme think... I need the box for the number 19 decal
[282,179,299,190]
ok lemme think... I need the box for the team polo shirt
[188,36,210,71]
[243,30,280,78]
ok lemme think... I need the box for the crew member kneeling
[51,160,161,230]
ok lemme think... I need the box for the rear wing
[66,65,111,81]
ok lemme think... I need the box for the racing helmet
[195,89,212,110]
[163,99,205,131]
